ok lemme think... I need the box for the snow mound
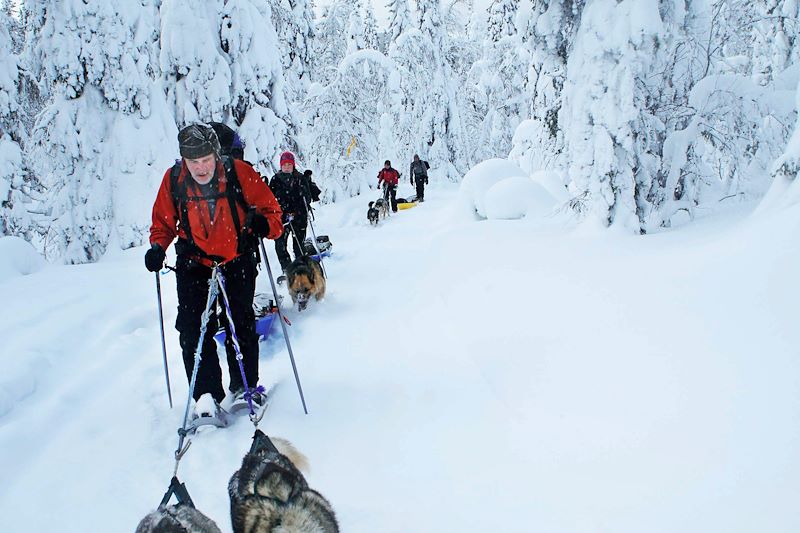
[484,177,558,220]
[530,170,570,202]
[458,158,528,218]
[0,237,46,284]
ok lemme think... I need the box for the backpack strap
[170,162,199,253]
[222,156,256,255]
[170,158,254,260]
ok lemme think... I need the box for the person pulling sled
[145,124,283,424]
[269,151,321,279]
[377,160,400,212]
[409,154,429,202]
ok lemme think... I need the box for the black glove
[145,243,165,272]
[252,214,270,238]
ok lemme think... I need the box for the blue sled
[310,249,332,262]
[214,312,277,345]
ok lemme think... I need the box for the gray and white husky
[136,431,338,533]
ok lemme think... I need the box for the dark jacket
[269,170,318,220]
[410,160,429,184]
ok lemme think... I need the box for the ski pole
[155,272,173,409]
[303,199,327,277]
[174,270,220,472]
[259,238,308,414]
[286,219,306,258]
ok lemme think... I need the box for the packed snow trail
[1,182,799,532]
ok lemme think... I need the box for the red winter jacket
[377,167,400,186]
[150,159,283,266]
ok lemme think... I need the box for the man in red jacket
[145,124,283,418]
[377,160,400,212]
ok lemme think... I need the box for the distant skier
[145,124,283,419]
[377,160,400,212]
[409,154,429,202]
[269,151,320,272]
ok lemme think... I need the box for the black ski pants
[175,252,259,403]
[274,218,308,271]
[415,180,426,201]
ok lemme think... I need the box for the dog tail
[273,437,310,474]
[369,201,374,208]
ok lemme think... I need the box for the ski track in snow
[1,182,800,532]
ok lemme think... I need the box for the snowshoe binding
[227,383,276,423]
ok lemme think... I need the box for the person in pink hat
[268,151,319,272]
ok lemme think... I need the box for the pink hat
[280,151,295,167]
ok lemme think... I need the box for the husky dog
[285,255,326,311]
[367,201,380,225]
[229,430,339,533]
[136,433,336,533]
[136,503,222,533]
[374,198,389,220]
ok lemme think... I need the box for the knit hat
[384,160,391,166]
[280,151,295,167]
[178,124,221,159]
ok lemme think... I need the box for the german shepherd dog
[367,201,380,225]
[136,431,338,533]
[285,255,326,311]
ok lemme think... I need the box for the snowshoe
[226,383,277,422]
[188,393,230,433]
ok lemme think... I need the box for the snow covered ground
[1,181,799,532]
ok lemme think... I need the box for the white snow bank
[0,237,46,284]
[459,159,559,220]
[458,158,528,219]
[484,176,557,220]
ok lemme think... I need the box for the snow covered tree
[469,0,527,161]
[387,0,412,41]
[560,0,670,232]
[304,51,396,200]
[26,0,172,263]
[221,0,293,174]
[1,0,22,52]
[268,0,315,106]
[309,2,352,87]
[487,0,518,41]
[364,3,379,50]
[346,0,366,54]
[758,77,800,211]
[0,7,31,238]
[510,0,584,178]
[647,0,793,227]
[751,0,800,86]
[389,0,470,179]
[160,0,231,126]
